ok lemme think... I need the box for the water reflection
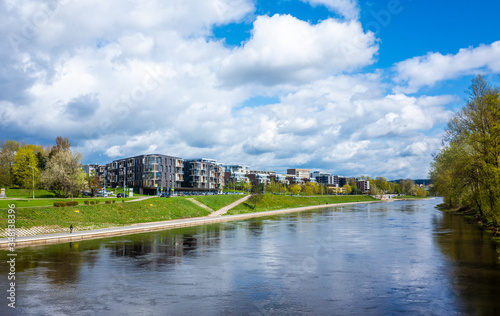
[1,199,500,315]
[433,210,500,315]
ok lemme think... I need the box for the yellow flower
[75,210,80,213]
[150,204,154,206]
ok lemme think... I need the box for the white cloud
[219,14,378,86]
[394,41,500,93]
[302,0,359,20]
[0,0,457,179]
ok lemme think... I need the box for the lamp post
[28,165,35,200]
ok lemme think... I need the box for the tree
[40,149,85,198]
[342,184,352,195]
[0,140,20,187]
[248,194,264,210]
[289,184,301,195]
[243,181,252,193]
[11,146,39,194]
[86,170,103,197]
[430,75,500,223]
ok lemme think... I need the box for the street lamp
[27,165,35,200]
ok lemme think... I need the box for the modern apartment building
[287,168,310,179]
[105,154,184,195]
[183,158,224,193]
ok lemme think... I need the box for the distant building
[356,180,370,193]
[269,174,289,185]
[287,168,310,179]
[311,171,331,185]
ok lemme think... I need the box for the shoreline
[0,200,383,249]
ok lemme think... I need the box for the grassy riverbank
[0,198,210,234]
[192,194,246,211]
[226,194,377,215]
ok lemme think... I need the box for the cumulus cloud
[0,0,457,179]
[302,0,359,20]
[394,41,500,93]
[219,14,378,86]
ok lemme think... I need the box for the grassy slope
[192,194,247,211]
[0,197,138,209]
[226,194,377,215]
[1,197,209,230]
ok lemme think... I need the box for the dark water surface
[2,198,500,315]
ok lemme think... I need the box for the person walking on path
[70,224,73,233]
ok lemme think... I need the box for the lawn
[225,194,377,215]
[0,197,138,209]
[0,197,209,230]
[192,194,247,211]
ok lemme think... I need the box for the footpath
[0,198,380,249]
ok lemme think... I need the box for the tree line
[225,177,427,197]
[0,137,100,198]
[430,75,500,225]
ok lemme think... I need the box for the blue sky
[1,0,500,179]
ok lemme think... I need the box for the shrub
[105,200,111,204]
[53,201,66,207]
[95,200,100,204]
[67,201,78,207]
[112,200,116,204]
[122,199,125,203]
[84,200,89,205]
[90,201,95,205]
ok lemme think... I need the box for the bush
[84,200,89,205]
[95,200,100,204]
[105,200,111,204]
[112,200,116,204]
[90,201,95,205]
[122,199,125,203]
[53,201,78,207]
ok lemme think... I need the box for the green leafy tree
[289,184,301,195]
[12,146,39,194]
[248,193,264,210]
[430,75,500,223]
[0,140,20,187]
[342,184,352,195]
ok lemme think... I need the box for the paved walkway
[186,198,215,212]
[0,200,382,249]
[208,194,253,217]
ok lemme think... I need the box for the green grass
[0,197,209,230]
[0,197,139,209]
[226,194,377,215]
[3,188,57,199]
[192,194,247,211]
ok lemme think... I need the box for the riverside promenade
[0,200,380,249]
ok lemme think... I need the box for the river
[1,198,500,315]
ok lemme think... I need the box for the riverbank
[0,198,383,249]
[437,203,500,242]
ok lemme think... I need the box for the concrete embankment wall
[0,201,380,249]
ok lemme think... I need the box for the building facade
[105,154,183,195]
[183,158,224,193]
[287,168,311,179]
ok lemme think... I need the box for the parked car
[117,193,128,198]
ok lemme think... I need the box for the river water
[1,198,500,315]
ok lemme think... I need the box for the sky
[1,0,500,179]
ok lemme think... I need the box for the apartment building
[105,154,184,195]
[356,180,370,193]
[183,158,224,193]
[287,168,310,179]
